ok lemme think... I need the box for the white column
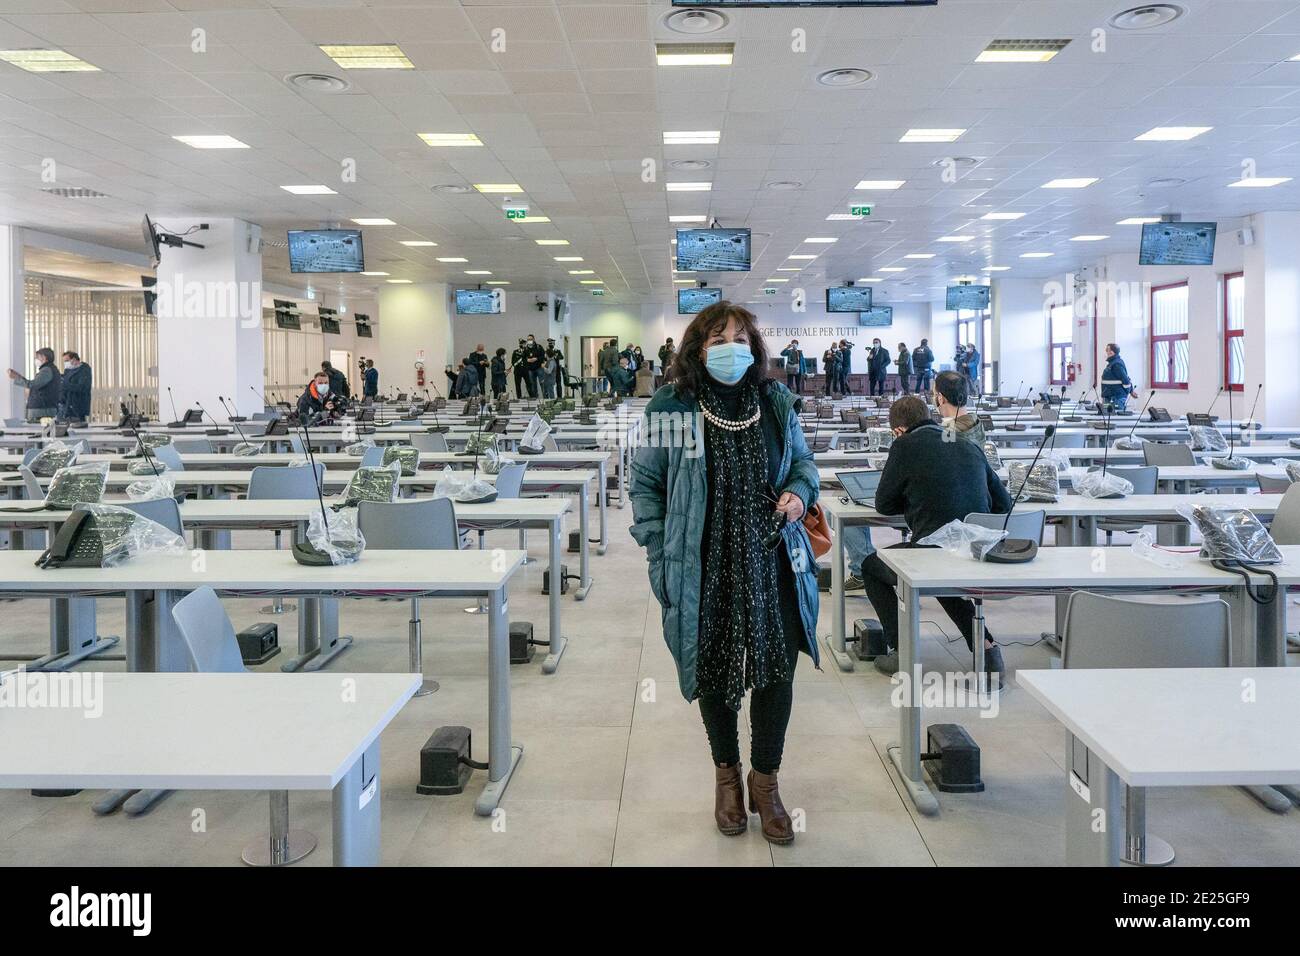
[1243,212,1300,423]
[0,226,25,422]
[376,282,451,398]
[155,218,264,420]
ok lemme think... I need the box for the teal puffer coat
[629,380,821,701]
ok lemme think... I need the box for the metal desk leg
[619,442,628,508]
[332,740,381,866]
[30,597,117,671]
[1065,734,1124,866]
[825,511,854,671]
[597,462,609,554]
[1227,586,1295,812]
[302,598,352,672]
[475,586,523,816]
[574,484,593,600]
[139,589,189,673]
[542,517,567,674]
[889,581,938,814]
[242,790,317,867]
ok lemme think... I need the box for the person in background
[522,334,545,398]
[444,364,459,399]
[894,342,912,395]
[911,339,934,394]
[546,339,565,395]
[598,339,619,393]
[59,351,92,421]
[362,358,379,400]
[658,337,676,370]
[7,347,61,422]
[867,338,890,396]
[933,369,984,445]
[470,343,490,393]
[1100,342,1136,411]
[838,339,855,394]
[619,342,638,372]
[609,355,635,396]
[780,340,805,394]
[510,339,527,398]
[823,343,840,396]
[454,360,480,398]
[633,345,646,373]
[490,348,508,398]
[964,343,982,397]
[859,395,1013,682]
[541,349,558,399]
[297,370,342,423]
[320,361,350,401]
[629,300,819,846]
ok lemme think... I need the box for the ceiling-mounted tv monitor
[675,228,751,272]
[859,306,893,327]
[141,215,162,268]
[946,285,990,311]
[354,314,372,338]
[678,287,722,314]
[272,299,300,331]
[455,289,502,315]
[318,307,340,335]
[826,286,872,313]
[287,229,364,274]
[1139,221,1217,266]
[674,0,935,6]
[141,275,157,316]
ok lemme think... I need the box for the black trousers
[512,368,525,398]
[869,372,887,396]
[524,367,539,398]
[786,373,803,394]
[861,543,988,651]
[914,370,932,394]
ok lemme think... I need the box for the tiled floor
[1,500,1297,866]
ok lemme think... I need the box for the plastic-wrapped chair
[357,498,459,697]
[250,463,324,614]
[962,510,1046,688]
[466,462,527,612]
[1256,473,1291,494]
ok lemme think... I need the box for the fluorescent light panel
[1117,217,1160,225]
[436,257,467,263]
[418,132,481,146]
[666,182,711,191]
[173,135,249,149]
[804,237,837,244]
[855,180,905,190]
[900,128,966,143]
[534,239,569,245]
[663,130,720,145]
[1020,252,1054,258]
[1042,178,1098,189]
[473,183,522,193]
[1229,177,1292,188]
[281,184,336,195]
[976,39,1071,63]
[319,44,413,69]
[352,218,394,226]
[669,215,707,223]
[655,43,733,66]
[982,212,1025,220]
[400,240,437,246]
[1071,235,1109,241]
[0,49,99,72]
[1135,126,1211,141]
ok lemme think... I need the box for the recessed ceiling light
[1109,5,1185,31]
[766,278,788,283]
[982,212,1025,220]
[400,240,438,247]
[1136,126,1212,141]
[535,239,569,245]
[880,267,907,272]
[670,159,712,171]
[976,39,1071,63]
[436,257,468,263]
[982,266,1011,272]
[487,281,509,285]
[804,237,837,244]
[569,270,594,275]
[360,271,389,276]
[173,135,250,150]
[666,182,711,191]
[856,180,905,190]
[937,235,974,242]
[516,215,551,223]
[418,132,482,147]
[319,44,413,70]
[900,128,966,143]
[1117,217,1161,225]
[554,256,583,262]
[904,253,936,259]
[664,131,720,145]
[352,218,394,226]
[787,254,817,260]
[1042,178,1098,189]
[474,183,523,194]
[1229,177,1292,188]
[1020,252,1054,258]
[0,49,99,72]
[386,279,412,284]
[815,68,873,88]
[669,215,708,223]
[776,267,802,272]
[655,42,733,66]
[281,184,336,195]
[1071,235,1109,241]
[465,270,492,275]
[579,280,604,285]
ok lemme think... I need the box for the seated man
[297,370,344,423]
[933,369,984,445]
[860,395,1013,679]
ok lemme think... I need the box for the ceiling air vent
[1108,5,1184,31]
[816,68,873,88]
[284,72,350,93]
[663,8,729,35]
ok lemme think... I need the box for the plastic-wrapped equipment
[29,440,83,477]
[1074,469,1134,500]
[125,475,177,502]
[44,462,110,508]
[341,461,400,505]
[382,445,420,476]
[1188,425,1227,452]
[1007,461,1060,503]
[1177,503,1282,564]
[917,519,1008,562]
[519,414,552,454]
[304,507,365,565]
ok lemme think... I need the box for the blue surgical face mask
[705,342,753,385]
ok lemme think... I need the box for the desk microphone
[1212,380,1251,471]
[292,418,358,565]
[166,386,184,428]
[195,403,231,437]
[1005,382,1030,431]
[1115,391,1155,450]
[218,396,260,455]
[978,424,1056,563]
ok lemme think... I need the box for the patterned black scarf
[696,381,789,710]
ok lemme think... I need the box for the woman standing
[490,348,508,399]
[895,342,912,395]
[630,302,820,844]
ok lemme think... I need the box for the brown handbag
[801,502,832,558]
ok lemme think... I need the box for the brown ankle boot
[746,769,794,845]
[714,763,747,836]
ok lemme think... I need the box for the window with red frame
[1150,282,1189,389]
[1223,272,1244,391]
[1049,303,1073,385]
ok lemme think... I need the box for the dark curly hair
[668,301,770,400]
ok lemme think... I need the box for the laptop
[836,469,883,508]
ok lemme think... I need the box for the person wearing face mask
[59,351,92,422]
[297,370,339,423]
[894,342,912,395]
[837,339,855,395]
[779,340,805,394]
[491,348,509,398]
[546,339,565,395]
[867,338,890,396]
[609,355,635,396]
[7,347,62,422]
[522,335,545,398]
[911,338,934,394]
[822,343,840,396]
[630,301,820,846]
[510,339,527,398]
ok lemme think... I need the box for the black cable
[1212,559,1278,606]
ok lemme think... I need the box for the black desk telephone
[1147,407,1173,422]
[36,510,132,568]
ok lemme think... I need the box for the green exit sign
[591,288,605,296]
[505,207,528,220]
[849,204,873,218]
[763,288,778,296]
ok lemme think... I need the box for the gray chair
[287,434,306,455]
[1257,473,1292,494]
[1143,442,1196,466]
[963,510,1047,687]
[1061,591,1231,866]
[1084,465,1159,544]
[18,465,43,501]
[120,496,184,537]
[250,464,325,614]
[1051,431,1086,449]
[411,432,449,453]
[1038,405,1059,422]
[357,498,460,696]
[359,445,385,467]
[152,444,184,471]
[173,438,212,454]
[466,462,527,612]
[1268,483,1300,545]
[20,447,38,468]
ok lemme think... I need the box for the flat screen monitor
[946,285,990,311]
[859,306,893,327]
[287,229,364,274]
[141,215,161,267]
[318,307,340,335]
[1139,221,1217,266]
[141,275,157,316]
[273,310,300,331]
[455,289,501,315]
[677,287,722,314]
[675,228,751,272]
[826,286,872,313]
[354,314,372,338]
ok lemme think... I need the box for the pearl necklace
[700,402,761,432]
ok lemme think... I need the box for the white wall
[376,282,451,399]
[0,226,24,421]
[991,277,1052,395]
[451,289,549,364]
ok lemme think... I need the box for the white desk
[0,671,418,866]
[877,545,1297,816]
[0,549,524,816]
[1019,667,1300,866]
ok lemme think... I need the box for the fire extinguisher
[414,361,425,387]
[1066,362,1078,384]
